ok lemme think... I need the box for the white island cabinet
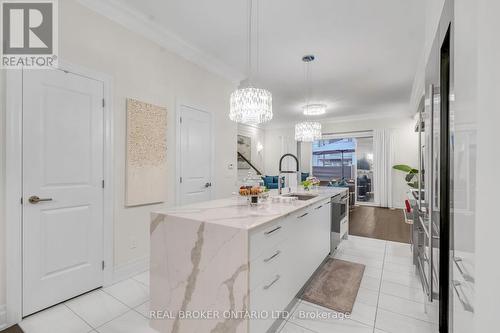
[150,188,347,333]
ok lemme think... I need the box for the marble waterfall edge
[150,213,249,333]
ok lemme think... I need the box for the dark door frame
[439,24,452,333]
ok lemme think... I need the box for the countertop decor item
[229,0,272,124]
[238,185,268,205]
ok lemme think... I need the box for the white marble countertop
[153,186,348,230]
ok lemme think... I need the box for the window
[355,137,374,203]
[312,136,375,204]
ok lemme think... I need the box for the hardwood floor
[0,325,23,333]
[349,205,410,243]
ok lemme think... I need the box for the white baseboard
[111,256,149,285]
[0,304,7,330]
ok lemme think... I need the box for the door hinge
[180,177,183,183]
[102,180,105,188]
[102,99,105,108]
[20,197,23,204]
[180,117,182,124]
[102,260,105,270]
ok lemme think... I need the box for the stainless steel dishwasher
[331,192,348,254]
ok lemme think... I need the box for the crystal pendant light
[295,55,323,142]
[229,0,272,124]
[295,121,322,142]
[303,103,327,116]
[301,55,326,116]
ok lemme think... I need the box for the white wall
[0,0,237,310]
[265,115,418,208]
[0,65,6,310]
[299,142,313,175]
[237,124,266,183]
[409,0,446,114]
[262,127,301,189]
[264,127,297,176]
[475,0,500,330]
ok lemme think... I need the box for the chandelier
[295,121,322,142]
[229,87,272,124]
[229,0,272,124]
[301,55,326,116]
[303,103,327,116]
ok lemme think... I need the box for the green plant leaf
[407,181,419,189]
[405,173,416,182]
[393,164,413,172]
[409,168,419,174]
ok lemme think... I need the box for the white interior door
[22,69,104,316]
[179,105,213,205]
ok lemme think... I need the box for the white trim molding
[112,256,150,284]
[77,0,243,84]
[5,62,114,325]
[0,304,7,330]
[5,69,23,326]
[264,110,413,130]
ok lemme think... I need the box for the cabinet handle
[264,226,282,235]
[453,257,474,283]
[263,275,281,290]
[263,250,281,263]
[453,280,474,313]
[297,212,309,219]
[315,205,323,210]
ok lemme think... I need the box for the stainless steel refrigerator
[415,0,476,331]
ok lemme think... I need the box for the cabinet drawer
[249,272,293,333]
[249,218,288,261]
[249,239,291,290]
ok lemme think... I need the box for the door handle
[453,257,474,283]
[453,280,474,313]
[28,196,53,204]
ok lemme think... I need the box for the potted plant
[393,164,419,189]
[302,176,320,191]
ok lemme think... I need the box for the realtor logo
[1,0,58,68]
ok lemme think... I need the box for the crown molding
[264,110,412,130]
[77,0,244,84]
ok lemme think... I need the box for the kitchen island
[149,187,348,333]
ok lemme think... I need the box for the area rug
[301,258,365,313]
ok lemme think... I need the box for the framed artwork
[126,98,168,206]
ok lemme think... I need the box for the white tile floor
[19,236,438,333]
[19,273,153,333]
[278,236,439,333]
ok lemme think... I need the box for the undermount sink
[281,193,318,201]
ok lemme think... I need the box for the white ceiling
[107,0,425,126]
